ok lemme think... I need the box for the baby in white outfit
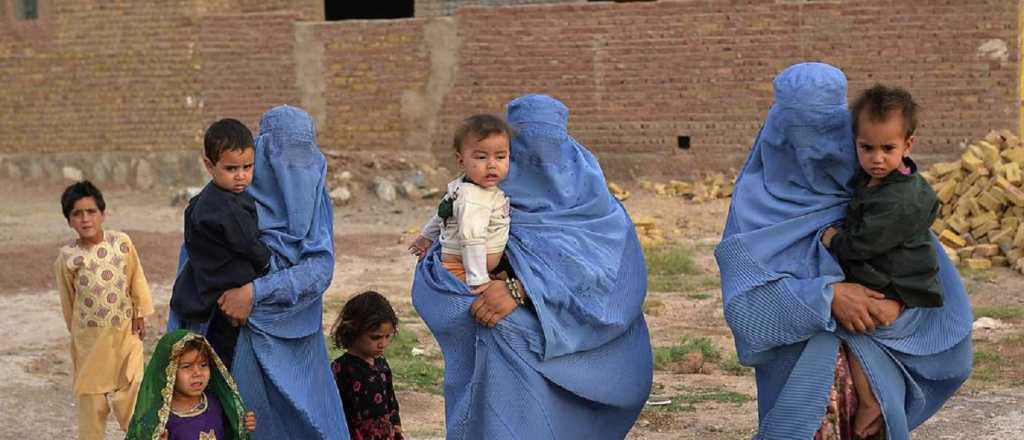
[409,114,512,291]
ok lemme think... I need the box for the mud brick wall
[198,12,301,135]
[415,0,580,18]
[237,0,322,21]
[0,0,1020,181]
[434,0,1020,177]
[311,19,435,152]
[0,0,205,153]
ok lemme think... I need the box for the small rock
[170,186,203,206]
[135,160,156,189]
[973,317,1010,330]
[374,177,397,202]
[26,160,44,179]
[112,162,130,185]
[62,166,83,181]
[330,186,352,206]
[608,181,631,201]
[421,187,442,199]
[405,171,425,187]
[398,181,422,199]
[5,162,22,180]
[338,171,353,181]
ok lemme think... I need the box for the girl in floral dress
[330,291,403,440]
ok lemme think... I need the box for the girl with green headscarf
[126,330,255,440]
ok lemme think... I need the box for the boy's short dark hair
[204,118,254,164]
[851,84,919,138]
[60,180,105,220]
[452,114,515,152]
[331,291,399,350]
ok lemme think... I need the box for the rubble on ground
[638,174,734,202]
[634,216,666,247]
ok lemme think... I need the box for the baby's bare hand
[821,226,839,248]
[408,236,432,260]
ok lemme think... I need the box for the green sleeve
[831,191,915,262]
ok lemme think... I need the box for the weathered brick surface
[0,0,204,153]
[415,0,580,18]
[434,1,1020,177]
[238,0,322,21]
[198,12,300,134]
[312,19,433,151]
[0,0,1020,180]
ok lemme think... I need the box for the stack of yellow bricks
[925,129,1024,273]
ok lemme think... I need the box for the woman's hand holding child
[244,411,256,432]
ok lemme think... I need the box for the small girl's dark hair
[173,337,215,365]
[60,180,105,220]
[331,291,399,349]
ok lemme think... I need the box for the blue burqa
[412,94,653,439]
[169,106,347,439]
[715,63,973,440]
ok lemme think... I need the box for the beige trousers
[77,378,141,440]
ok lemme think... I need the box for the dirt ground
[1,179,1022,440]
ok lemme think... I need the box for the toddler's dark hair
[452,114,515,152]
[204,118,254,164]
[331,291,399,349]
[851,84,919,138]
[60,180,105,220]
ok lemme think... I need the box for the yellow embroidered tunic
[54,230,154,395]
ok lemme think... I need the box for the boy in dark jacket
[171,119,270,370]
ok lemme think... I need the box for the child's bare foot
[854,400,883,439]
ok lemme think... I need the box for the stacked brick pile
[925,130,1024,273]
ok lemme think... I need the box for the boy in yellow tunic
[54,181,154,440]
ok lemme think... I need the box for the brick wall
[0,0,1020,181]
[198,12,301,134]
[311,20,433,151]
[415,0,580,18]
[434,1,1020,177]
[238,0,322,21]
[0,0,204,153]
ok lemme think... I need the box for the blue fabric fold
[715,63,972,440]
[412,94,652,439]
[169,105,346,440]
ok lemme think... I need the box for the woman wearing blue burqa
[168,105,347,439]
[715,62,972,440]
[411,94,653,439]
